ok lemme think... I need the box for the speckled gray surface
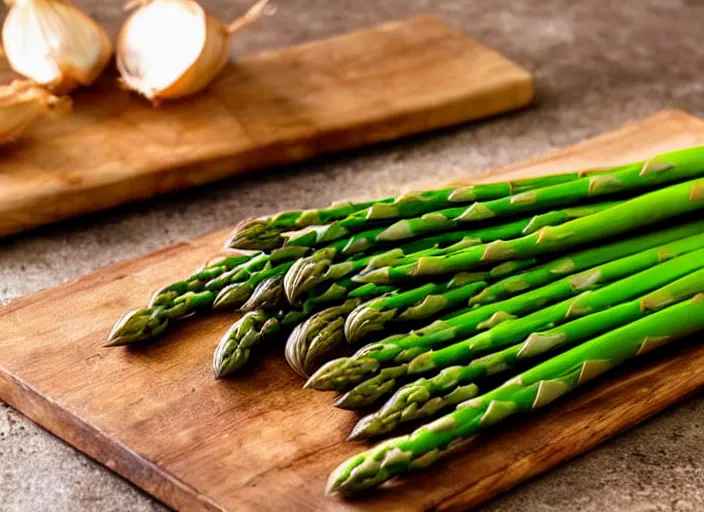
[1,0,704,511]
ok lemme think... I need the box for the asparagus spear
[106,243,318,347]
[284,240,474,305]
[344,269,526,344]
[106,252,257,346]
[213,310,281,378]
[227,173,591,250]
[328,292,704,494]
[306,226,704,391]
[371,146,704,246]
[355,177,704,286]
[285,299,362,378]
[351,266,704,437]
[281,193,621,249]
[284,203,615,303]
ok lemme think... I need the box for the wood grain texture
[0,15,533,239]
[2,109,704,512]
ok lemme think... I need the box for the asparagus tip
[226,218,284,251]
[213,283,252,310]
[239,277,283,313]
[105,307,166,347]
[103,337,128,348]
[344,305,398,344]
[213,341,248,379]
[304,355,381,392]
[304,358,347,390]
[212,313,272,378]
[325,465,345,496]
[347,416,375,441]
[283,252,335,304]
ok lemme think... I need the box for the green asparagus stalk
[227,201,378,251]
[106,244,315,347]
[351,266,704,438]
[285,299,361,378]
[106,252,256,346]
[284,239,476,305]
[370,146,704,246]
[306,225,704,391]
[213,310,281,378]
[281,194,621,250]
[344,271,521,344]
[226,173,592,250]
[284,203,615,303]
[355,177,704,286]
[328,292,704,494]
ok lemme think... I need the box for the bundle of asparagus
[106,144,704,497]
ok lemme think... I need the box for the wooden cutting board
[2,109,704,512]
[0,15,533,239]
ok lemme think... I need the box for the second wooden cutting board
[2,109,704,511]
[0,15,533,238]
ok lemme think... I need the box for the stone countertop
[2,0,704,510]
